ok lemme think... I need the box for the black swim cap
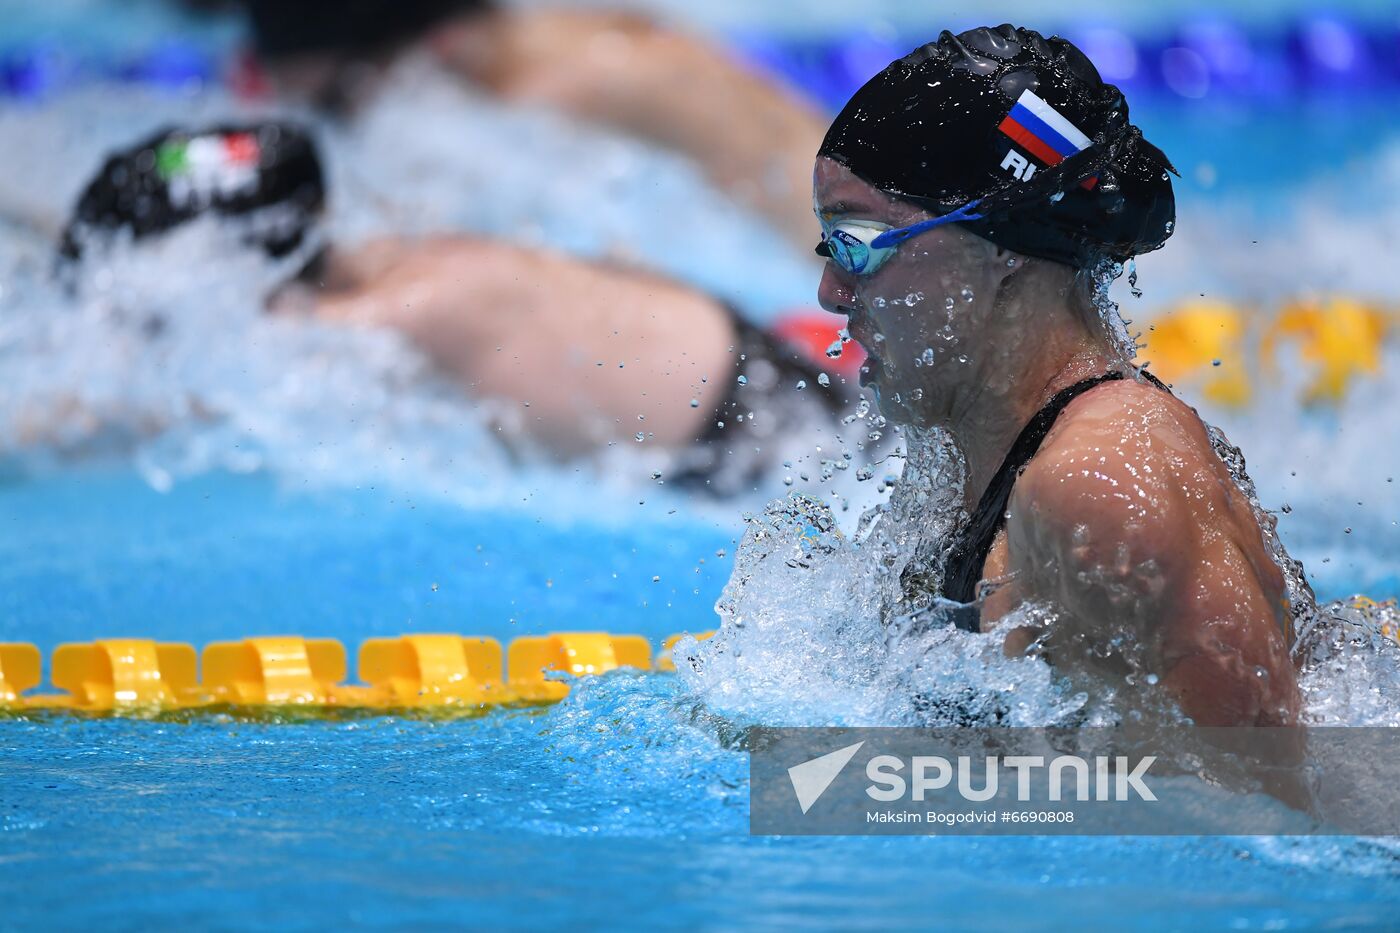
[819,25,1177,269]
[59,122,325,264]
[239,0,493,58]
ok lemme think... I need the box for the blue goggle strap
[868,199,985,250]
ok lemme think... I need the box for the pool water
[6,2,1400,929]
[0,470,733,646]
[3,470,1400,930]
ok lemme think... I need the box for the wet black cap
[819,25,1177,269]
[239,0,493,58]
[59,122,325,264]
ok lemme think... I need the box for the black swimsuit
[927,368,1171,631]
[669,312,853,497]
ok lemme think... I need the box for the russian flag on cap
[998,89,1098,189]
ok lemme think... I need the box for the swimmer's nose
[818,264,856,316]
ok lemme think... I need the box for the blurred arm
[430,9,827,247]
[298,235,736,456]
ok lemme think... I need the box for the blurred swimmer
[815,26,1301,726]
[214,0,826,247]
[58,122,852,494]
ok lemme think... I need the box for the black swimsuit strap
[938,368,1170,629]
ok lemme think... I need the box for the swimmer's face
[814,157,1016,428]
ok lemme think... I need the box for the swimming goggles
[814,199,985,276]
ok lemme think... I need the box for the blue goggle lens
[816,227,879,275]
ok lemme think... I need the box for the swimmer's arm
[430,9,825,245]
[1005,409,1300,726]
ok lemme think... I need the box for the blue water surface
[0,469,734,648]
[3,470,1400,931]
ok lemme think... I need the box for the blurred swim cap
[59,122,325,264]
[818,25,1177,269]
[239,0,492,58]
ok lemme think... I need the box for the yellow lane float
[508,632,652,703]
[49,639,201,711]
[0,643,41,706]
[1141,301,1252,406]
[0,630,714,716]
[1261,298,1389,405]
[1140,296,1392,408]
[358,634,506,708]
[203,636,348,706]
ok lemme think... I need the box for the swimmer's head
[234,0,494,110]
[815,25,1176,425]
[59,122,326,281]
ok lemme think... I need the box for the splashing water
[0,72,885,519]
[675,263,1400,730]
[675,426,1103,728]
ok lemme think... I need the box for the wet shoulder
[1038,375,1216,472]
[1009,377,1212,556]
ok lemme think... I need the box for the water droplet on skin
[919,348,935,366]
[1212,359,1222,367]
[635,432,645,442]
[826,340,844,359]
[910,388,923,400]
[796,380,807,390]
[961,287,974,302]
[652,575,661,583]
[817,373,830,387]
[690,398,699,408]
[1345,527,1353,534]
[945,296,956,310]
[737,375,747,386]
[872,297,887,309]
[905,292,921,305]
[784,476,794,486]
[956,354,969,364]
